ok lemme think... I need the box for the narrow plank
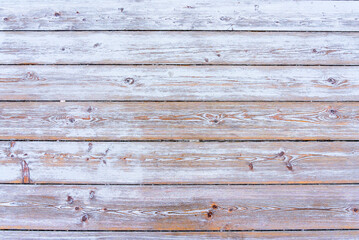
[1,102,359,140]
[2,65,359,101]
[1,230,359,240]
[1,185,359,230]
[1,0,358,31]
[0,32,358,65]
[1,141,359,184]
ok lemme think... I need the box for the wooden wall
[1,0,359,239]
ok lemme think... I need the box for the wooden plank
[1,141,359,184]
[1,102,359,140]
[1,0,358,31]
[1,185,359,230]
[1,230,359,240]
[2,65,359,101]
[0,32,358,65]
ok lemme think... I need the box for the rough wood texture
[1,185,359,230]
[1,141,359,184]
[1,0,358,31]
[2,65,359,101]
[1,102,358,140]
[1,230,359,240]
[1,32,359,65]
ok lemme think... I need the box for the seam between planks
[1,229,359,232]
[1,100,359,103]
[3,183,359,186]
[1,64,359,66]
[1,139,359,142]
[2,30,359,33]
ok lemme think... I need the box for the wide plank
[2,65,359,101]
[1,141,359,184]
[0,102,359,140]
[1,185,359,230]
[1,0,358,31]
[0,32,358,65]
[1,230,358,240]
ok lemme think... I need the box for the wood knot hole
[124,78,135,85]
[327,77,337,85]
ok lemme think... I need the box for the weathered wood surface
[1,141,359,184]
[2,65,359,101]
[1,102,359,140]
[1,0,359,31]
[2,230,359,240]
[1,32,359,65]
[1,185,359,230]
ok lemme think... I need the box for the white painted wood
[1,102,359,140]
[0,32,358,64]
[1,230,358,240]
[0,0,358,31]
[1,185,359,230]
[1,65,359,101]
[2,141,358,184]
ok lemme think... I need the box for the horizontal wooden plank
[1,141,359,184]
[1,185,359,230]
[2,65,359,101]
[0,32,358,65]
[1,230,358,240]
[1,0,358,31]
[1,102,359,140]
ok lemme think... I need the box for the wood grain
[1,0,358,31]
[1,102,359,140]
[1,32,359,65]
[2,65,359,101]
[1,141,359,184]
[1,230,359,240]
[1,185,359,230]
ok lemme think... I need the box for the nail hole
[330,109,337,114]
[89,190,95,199]
[286,162,293,171]
[81,214,89,222]
[248,162,254,171]
[67,196,74,204]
